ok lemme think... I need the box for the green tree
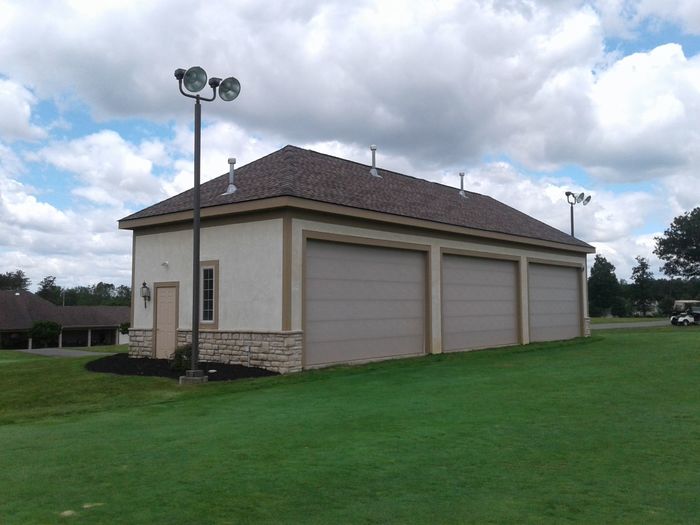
[0,269,30,291]
[588,255,620,316]
[36,276,63,305]
[29,321,61,348]
[631,256,654,316]
[654,207,700,278]
[115,285,131,305]
[611,296,631,317]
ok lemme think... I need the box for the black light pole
[174,66,240,383]
[564,191,591,237]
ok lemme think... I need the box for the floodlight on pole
[174,66,241,385]
[183,66,208,93]
[219,77,241,102]
[564,190,591,237]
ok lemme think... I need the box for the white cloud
[636,0,700,35]
[0,138,133,288]
[0,79,46,141]
[32,130,166,206]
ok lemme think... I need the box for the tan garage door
[304,240,426,367]
[529,264,582,342]
[442,255,519,351]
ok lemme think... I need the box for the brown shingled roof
[0,291,129,331]
[120,145,592,249]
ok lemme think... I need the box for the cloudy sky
[1,0,699,289]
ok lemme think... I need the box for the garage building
[120,145,594,373]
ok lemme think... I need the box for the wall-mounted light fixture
[140,282,151,308]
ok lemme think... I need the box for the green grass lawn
[590,316,667,324]
[1,329,699,524]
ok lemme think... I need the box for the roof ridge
[295,145,484,198]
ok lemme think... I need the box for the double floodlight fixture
[174,66,240,102]
[565,191,591,206]
[564,191,592,237]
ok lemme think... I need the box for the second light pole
[564,191,591,237]
[174,66,240,383]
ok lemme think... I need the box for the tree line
[0,271,130,307]
[589,207,700,317]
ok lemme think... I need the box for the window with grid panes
[202,266,214,322]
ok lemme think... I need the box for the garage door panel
[529,288,578,303]
[444,259,514,286]
[444,285,516,302]
[308,250,423,281]
[306,335,424,365]
[530,325,579,341]
[445,328,518,349]
[442,255,519,352]
[307,317,424,343]
[306,299,424,322]
[307,279,425,301]
[444,314,517,333]
[444,271,513,287]
[442,299,516,317]
[305,240,426,367]
[529,300,579,315]
[529,264,581,342]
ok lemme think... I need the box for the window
[202,267,214,322]
[200,261,219,327]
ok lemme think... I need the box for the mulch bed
[85,353,278,382]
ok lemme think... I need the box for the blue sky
[1,0,700,289]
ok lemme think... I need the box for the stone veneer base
[128,328,302,374]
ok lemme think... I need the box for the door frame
[152,281,179,358]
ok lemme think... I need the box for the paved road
[16,347,115,358]
[591,320,669,330]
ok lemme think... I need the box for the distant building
[0,290,129,349]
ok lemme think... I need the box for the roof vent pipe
[459,172,466,198]
[222,157,237,195]
[369,145,381,178]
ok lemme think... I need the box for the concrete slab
[591,320,669,330]
[15,348,116,358]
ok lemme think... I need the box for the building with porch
[0,290,129,349]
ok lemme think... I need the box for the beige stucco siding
[133,218,283,332]
[291,216,587,354]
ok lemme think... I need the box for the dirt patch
[85,353,278,382]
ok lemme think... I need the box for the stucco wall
[133,218,283,332]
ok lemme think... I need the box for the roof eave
[119,196,595,255]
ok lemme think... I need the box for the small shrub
[119,322,130,335]
[169,344,193,373]
[29,321,61,348]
